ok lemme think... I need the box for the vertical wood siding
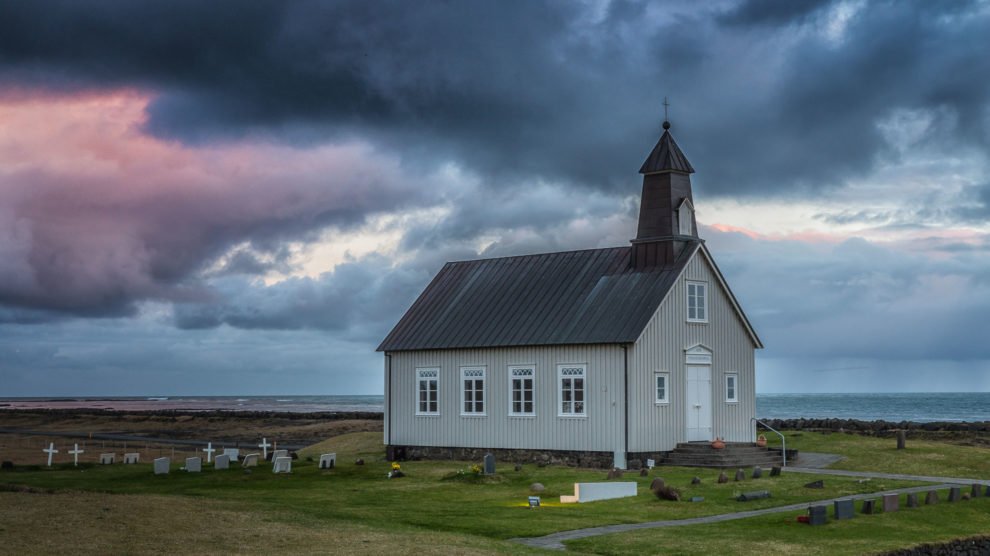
[388,344,626,452]
[627,251,758,452]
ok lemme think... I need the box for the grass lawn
[1,431,987,554]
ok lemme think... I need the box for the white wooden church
[378,120,762,469]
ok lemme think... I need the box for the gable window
[725,373,738,403]
[558,364,586,417]
[687,281,708,322]
[655,372,670,404]
[461,366,486,415]
[509,366,535,416]
[416,368,439,415]
[678,200,694,236]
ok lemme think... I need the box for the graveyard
[1,427,990,554]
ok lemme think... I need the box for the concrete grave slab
[153,457,170,475]
[925,490,939,505]
[271,449,288,461]
[882,494,899,513]
[319,453,336,469]
[214,454,230,470]
[99,453,115,465]
[273,456,292,474]
[560,482,637,504]
[241,453,259,468]
[123,453,140,464]
[861,499,876,514]
[484,453,496,475]
[834,499,854,520]
[185,457,202,473]
[906,493,919,508]
[222,448,239,462]
[808,505,827,526]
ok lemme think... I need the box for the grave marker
[691,476,701,485]
[154,457,170,475]
[906,493,919,508]
[484,453,496,475]
[319,453,336,469]
[882,494,899,512]
[100,453,115,465]
[124,453,140,464]
[241,453,260,468]
[769,466,781,477]
[737,490,771,501]
[948,487,961,502]
[834,499,854,520]
[272,449,288,461]
[214,454,230,470]
[804,480,824,489]
[185,457,202,473]
[861,499,876,514]
[222,448,239,462]
[258,438,271,460]
[68,444,84,467]
[646,459,656,469]
[273,456,292,473]
[808,505,827,526]
[734,469,745,482]
[43,442,59,467]
[752,466,763,479]
[717,471,729,484]
[925,490,938,505]
[896,430,906,450]
[203,442,216,463]
[972,484,982,498]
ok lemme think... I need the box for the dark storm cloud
[3,1,987,196]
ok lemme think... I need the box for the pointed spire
[639,124,695,174]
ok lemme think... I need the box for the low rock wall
[879,536,990,555]
[392,446,616,468]
[761,418,990,435]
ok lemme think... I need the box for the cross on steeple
[662,97,671,130]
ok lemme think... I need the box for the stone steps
[661,442,789,468]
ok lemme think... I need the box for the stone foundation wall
[390,445,618,469]
[879,536,990,555]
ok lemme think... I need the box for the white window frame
[687,281,708,323]
[460,366,487,416]
[655,372,670,404]
[415,367,440,416]
[508,365,536,417]
[557,364,587,417]
[725,373,738,403]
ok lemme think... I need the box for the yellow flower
[391,462,401,471]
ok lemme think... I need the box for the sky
[1,0,989,396]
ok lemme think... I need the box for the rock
[355,458,364,466]
[751,466,763,479]
[769,466,781,477]
[649,478,665,491]
[734,469,746,482]
[906,493,919,508]
[639,468,649,477]
[804,480,824,489]
[691,476,701,485]
[652,484,681,501]
[925,490,938,505]
[717,471,729,484]
[606,468,623,479]
[514,464,522,472]
[530,482,545,493]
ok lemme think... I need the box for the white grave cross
[258,438,271,460]
[69,443,84,466]
[43,442,59,467]
[203,442,216,463]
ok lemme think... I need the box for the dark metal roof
[639,130,695,174]
[377,243,699,352]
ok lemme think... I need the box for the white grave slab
[559,482,638,504]
[185,457,202,473]
[154,457,170,475]
[272,456,292,474]
[222,448,239,462]
[124,453,140,464]
[214,454,230,470]
[100,453,116,465]
[241,453,259,468]
[272,449,288,461]
[318,453,336,469]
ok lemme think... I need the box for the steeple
[631,117,700,269]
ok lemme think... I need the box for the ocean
[2,392,989,422]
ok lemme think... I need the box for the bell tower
[630,117,699,269]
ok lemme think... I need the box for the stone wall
[761,418,990,434]
[391,445,616,468]
[879,536,990,555]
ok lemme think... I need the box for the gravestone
[484,453,496,475]
[808,505,827,526]
[607,468,623,480]
[861,499,876,514]
[717,471,729,484]
[649,478,665,491]
[734,469,745,482]
[948,487,961,502]
[272,449,288,461]
[896,430,906,450]
[752,466,763,479]
[222,448,239,462]
[185,457,202,473]
[43,443,59,467]
[737,490,771,501]
[906,493,919,508]
[68,444,84,466]
[971,484,982,498]
[355,458,364,465]
[804,480,824,489]
[214,454,230,470]
[514,463,522,472]
[985,485,990,497]
[124,453,140,464]
[153,457,170,475]
[100,453,115,465]
[319,453,336,469]
[834,499,855,520]
[528,496,540,508]
[258,438,271,460]
[691,476,701,485]
[639,468,648,477]
[272,456,292,474]
[925,490,938,505]
[882,494,899,512]
[241,453,259,468]
[770,466,781,477]
[690,496,704,502]
[203,442,216,463]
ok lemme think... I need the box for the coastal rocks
[877,536,990,556]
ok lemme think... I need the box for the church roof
[377,243,698,352]
[639,129,695,174]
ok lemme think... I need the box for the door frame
[684,345,714,441]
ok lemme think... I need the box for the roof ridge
[445,245,628,265]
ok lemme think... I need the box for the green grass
[2,431,989,554]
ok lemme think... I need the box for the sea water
[2,392,990,422]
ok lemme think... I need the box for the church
[377,119,762,469]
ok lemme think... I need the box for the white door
[686,365,712,441]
